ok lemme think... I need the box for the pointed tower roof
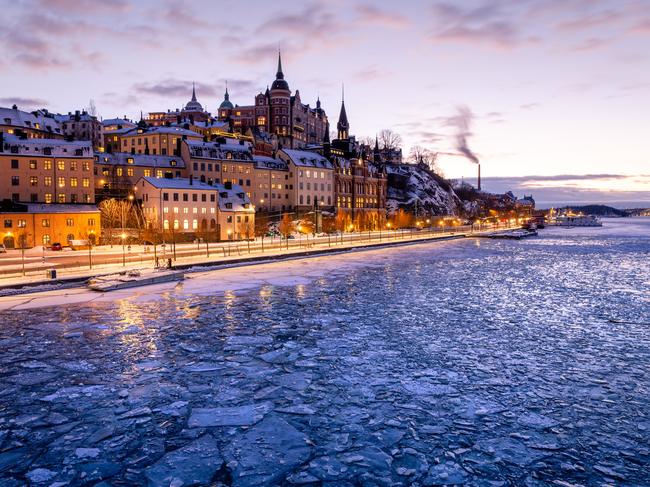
[185,81,203,111]
[337,85,349,131]
[219,81,234,109]
[271,50,290,92]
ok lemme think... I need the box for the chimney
[189,175,193,185]
[224,181,232,190]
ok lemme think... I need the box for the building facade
[55,110,102,149]
[94,152,187,200]
[277,149,335,212]
[0,201,100,248]
[0,106,64,140]
[135,177,254,241]
[217,53,328,150]
[0,134,95,204]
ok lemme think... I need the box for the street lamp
[121,232,127,266]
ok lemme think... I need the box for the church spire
[337,83,349,140]
[224,80,229,101]
[276,50,284,80]
[191,82,197,102]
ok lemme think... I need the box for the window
[227,215,233,223]
[144,169,151,177]
[42,219,50,227]
[44,160,52,170]
[16,219,26,228]
[192,219,198,230]
[11,160,18,169]
[45,193,52,203]
[192,194,197,202]
[3,220,12,228]
[163,219,169,229]
[173,193,179,201]
[163,192,169,202]
[183,219,189,230]
[29,160,37,170]
[42,234,51,245]
[182,193,188,202]
[58,194,65,203]
[11,176,19,186]
[83,194,91,203]
[58,177,65,187]
[156,170,163,178]
[30,176,38,186]
[70,177,78,187]
[82,161,89,171]
[82,177,90,187]
[116,168,123,176]
[31,194,37,202]
[88,218,95,226]
[127,168,134,177]
[57,161,65,171]
[66,218,74,227]
[70,161,77,171]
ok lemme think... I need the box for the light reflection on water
[0,219,648,484]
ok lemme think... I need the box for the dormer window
[238,192,245,199]
[170,160,177,166]
[219,192,228,198]
[225,202,233,209]
[127,157,134,164]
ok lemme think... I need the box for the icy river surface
[1,219,649,486]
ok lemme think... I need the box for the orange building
[0,201,100,248]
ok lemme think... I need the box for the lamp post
[88,231,94,269]
[121,232,126,266]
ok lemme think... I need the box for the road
[0,224,506,280]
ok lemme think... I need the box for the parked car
[0,244,6,253]
[50,242,63,251]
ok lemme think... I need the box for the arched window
[192,219,198,230]
[163,219,169,230]
[299,195,303,204]
[183,220,189,230]
[173,219,179,230]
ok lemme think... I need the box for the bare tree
[379,129,403,151]
[98,199,120,243]
[409,145,443,175]
[278,213,294,249]
[87,99,97,117]
[242,220,255,253]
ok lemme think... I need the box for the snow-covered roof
[95,152,185,168]
[280,149,333,169]
[1,134,93,157]
[102,118,136,128]
[0,106,62,135]
[216,184,254,212]
[139,177,217,191]
[253,155,288,171]
[185,140,252,161]
[120,126,203,138]
[25,204,99,214]
[54,112,96,123]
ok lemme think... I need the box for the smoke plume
[454,105,479,164]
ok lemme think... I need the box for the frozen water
[0,219,649,484]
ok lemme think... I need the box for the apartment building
[0,133,94,204]
[135,177,254,241]
[277,149,335,212]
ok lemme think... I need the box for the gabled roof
[1,134,92,157]
[280,149,333,169]
[0,106,62,134]
[95,152,185,168]
[140,177,217,190]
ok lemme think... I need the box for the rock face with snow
[386,164,462,216]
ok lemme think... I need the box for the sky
[1,0,648,206]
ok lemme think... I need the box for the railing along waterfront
[0,222,514,280]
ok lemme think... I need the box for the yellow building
[0,202,100,248]
[277,149,335,213]
[1,134,94,204]
[252,155,291,212]
[118,126,203,156]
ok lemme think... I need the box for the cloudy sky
[1,0,648,205]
